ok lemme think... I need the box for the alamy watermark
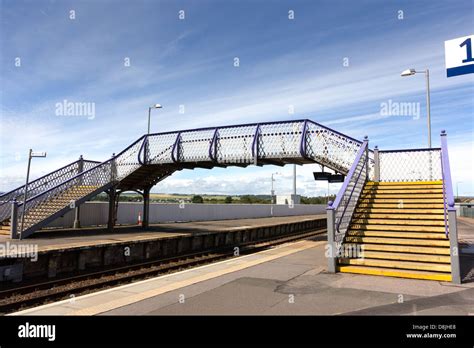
[0,241,38,261]
[380,99,420,120]
[55,99,96,120]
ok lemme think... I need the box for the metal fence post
[374,146,380,182]
[448,206,461,284]
[326,201,337,273]
[10,199,19,239]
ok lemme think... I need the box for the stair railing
[12,136,146,239]
[440,130,461,283]
[0,158,100,222]
[326,136,369,273]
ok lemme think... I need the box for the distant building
[276,194,301,205]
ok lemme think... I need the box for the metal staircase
[1,119,366,239]
[327,131,461,283]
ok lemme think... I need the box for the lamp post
[20,149,47,238]
[271,172,280,204]
[147,104,162,134]
[401,68,431,148]
[456,181,463,199]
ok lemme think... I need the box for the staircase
[1,185,100,234]
[337,181,452,281]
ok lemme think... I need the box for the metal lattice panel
[258,122,303,159]
[215,125,257,164]
[178,129,215,162]
[305,122,362,175]
[146,133,177,164]
[379,149,442,182]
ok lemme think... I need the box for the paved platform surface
[0,215,324,254]
[13,230,474,316]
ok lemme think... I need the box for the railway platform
[10,217,474,316]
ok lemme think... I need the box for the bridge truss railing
[139,119,365,175]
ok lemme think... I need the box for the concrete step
[357,203,445,209]
[363,185,443,191]
[354,208,445,214]
[338,258,451,272]
[360,193,444,199]
[346,244,450,256]
[337,265,452,281]
[351,218,446,226]
[344,236,450,247]
[352,213,445,220]
[347,230,447,239]
[359,198,444,204]
[349,224,446,232]
[359,250,451,263]
[362,189,444,195]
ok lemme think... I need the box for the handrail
[332,140,368,209]
[147,119,364,145]
[440,130,455,237]
[379,147,441,153]
[336,149,368,234]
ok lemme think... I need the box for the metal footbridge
[0,119,364,239]
[0,118,461,283]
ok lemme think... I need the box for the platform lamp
[271,172,280,204]
[20,149,47,238]
[147,104,163,134]
[401,68,431,148]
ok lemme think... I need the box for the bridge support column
[326,202,337,273]
[142,187,151,228]
[107,189,117,232]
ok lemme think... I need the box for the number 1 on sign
[460,38,474,63]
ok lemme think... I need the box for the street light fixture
[20,149,47,238]
[456,181,463,199]
[147,104,163,134]
[400,68,431,148]
[271,172,280,203]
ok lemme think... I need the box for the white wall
[46,202,326,228]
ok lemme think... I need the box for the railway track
[0,228,326,314]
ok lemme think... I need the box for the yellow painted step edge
[337,265,452,281]
[338,258,452,272]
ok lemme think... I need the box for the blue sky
[1,0,473,196]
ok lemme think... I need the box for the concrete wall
[46,202,326,228]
